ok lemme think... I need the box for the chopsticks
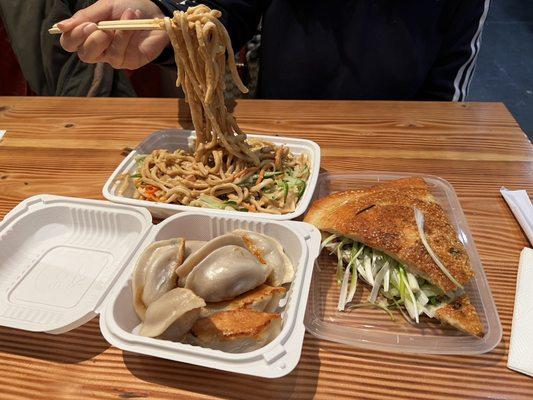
[48,18,164,34]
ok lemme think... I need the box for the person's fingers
[78,29,114,64]
[60,22,94,52]
[137,30,169,63]
[57,1,110,32]
[102,8,136,69]
[122,9,146,69]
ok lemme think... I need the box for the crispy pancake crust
[205,285,286,311]
[191,309,281,340]
[436,295,484,337]
[304,177,473,292]
[305,177,484,337]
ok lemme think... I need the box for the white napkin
[501,187,533,245]
[508,247,533,377]
[0,130,5,139]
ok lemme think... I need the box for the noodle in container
[103,129,320,220]
[104,5,320,219]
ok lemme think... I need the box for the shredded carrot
[143,185,158,194]
[242,203,256,212]
[140,185,160,201]
[255,168,265,185]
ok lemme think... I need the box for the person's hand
[58,0,169,70]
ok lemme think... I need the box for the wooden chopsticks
[48,19,164,34]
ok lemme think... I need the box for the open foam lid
[0,195,153,334]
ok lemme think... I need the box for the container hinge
[26,197,47,210]
[2,196,46,223]
[292,223,311,240]
[263,344,286,364]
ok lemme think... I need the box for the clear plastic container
[0,195,321,378]
[304,172,502,354]
[102,129,321,220]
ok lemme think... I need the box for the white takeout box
[102,129,321,220]
[0,195,321,378]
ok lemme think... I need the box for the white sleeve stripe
[460,35,482,101]
[460,0,491,101]
[452,0,491,101]
[457,27,483,101]
[457,28,483,101]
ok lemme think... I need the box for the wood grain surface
[0,97,532,399]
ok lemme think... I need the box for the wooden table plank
[0,97,532,399]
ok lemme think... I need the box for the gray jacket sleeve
[0,0,136,96]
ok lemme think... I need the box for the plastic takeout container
[0,195,321,378]
[103,129,321,220]
[304,172,502,355]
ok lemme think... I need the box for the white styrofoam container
[102,129,321,220]
[0,195,321,378]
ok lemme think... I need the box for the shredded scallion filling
[321,234,459,322]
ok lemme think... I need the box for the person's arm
[415,0,490,101]
[57,0,261,70]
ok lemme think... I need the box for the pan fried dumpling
[233,230,294,286]
[176,232,294,287]
[177,240,208,287]
[200,285,287,318]
[184,240,206,261]
[185,245,271,302]
[175,234,247,280]
[140,288,205,339]
[132,238,185,320]
[188,309,282,353]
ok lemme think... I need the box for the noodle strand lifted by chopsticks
[163,6,257,164]
[117,5,310,214]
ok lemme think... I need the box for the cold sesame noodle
[116,5,310,214]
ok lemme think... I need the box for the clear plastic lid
[304,172,502,354]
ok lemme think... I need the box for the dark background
[0,0,531,140]
[468,0,533,140]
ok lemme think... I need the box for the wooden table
[0,97,532,399]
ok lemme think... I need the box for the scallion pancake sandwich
[304,177,483,337]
